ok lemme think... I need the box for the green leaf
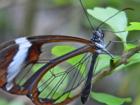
[0,98,8,105]
[31,61,69,100]
[51,45,75,56]
[112,53,140,72]
[127,53,140,67]
[80,0,96,8]
[91,92,132,105]
[32,64,69,102]
[95,55,121,74]
[51,45,87,75]
[51,45,84,64]
[53,0,72,6]
[127,22,140,31]
[87,7,128,46]
[125,43,137,51]
[38,66,68,100]
[108,53,140,73]
[95,54,111,74]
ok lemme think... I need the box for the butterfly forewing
[0,35,95,105]
[14,42,85,86]
[0,42,19,87]
[14,42,93,104]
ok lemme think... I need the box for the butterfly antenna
[80,0,95,32]
[97,8,134,29]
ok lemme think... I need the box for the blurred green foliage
[0,97,25,105]
[91,92,132,105]
[127,22,140,31]
[0,11,12,39]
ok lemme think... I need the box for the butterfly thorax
[90,29,106,53]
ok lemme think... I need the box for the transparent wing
[0,35,94,105]
[36,52,93,104]
[14,42,93,104]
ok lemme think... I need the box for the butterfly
[0,1,132,105]
[0,31,113,105]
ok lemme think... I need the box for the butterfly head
[91,28,105,44]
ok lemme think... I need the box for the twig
[92,43,140,84]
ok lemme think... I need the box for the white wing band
[6,37,32,91]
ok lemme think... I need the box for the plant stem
[92,43,140,84]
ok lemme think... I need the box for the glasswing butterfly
[0,0,132,105]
